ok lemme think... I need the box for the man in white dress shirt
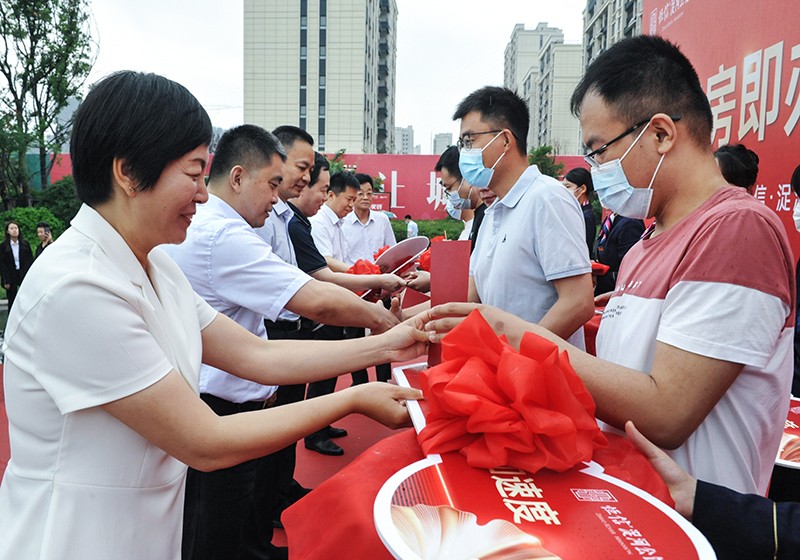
[163,126,398,560]
[343,173,398,384]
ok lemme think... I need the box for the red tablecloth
[283,429,671,559]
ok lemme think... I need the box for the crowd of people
[0,33,799,560]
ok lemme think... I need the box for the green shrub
[391,218,465,241]
[0,206,64,245]
[32,176,81,228]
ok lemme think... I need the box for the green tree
[32,174,81,227]
[0,0,94,207]
[328,149,348,174]
[0,205,64,243]
[528,145,564,179]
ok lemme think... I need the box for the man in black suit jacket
[627,421,798,559]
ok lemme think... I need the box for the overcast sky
[87,0,586,153]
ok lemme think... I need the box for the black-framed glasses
[584,115,682,167]
[457,130,503,151]
[438,178,461,192]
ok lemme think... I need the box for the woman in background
[0,219,33,311]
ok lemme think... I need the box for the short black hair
[208,125,286,182]
[36,222,51,229]
[564,167,594,194]
[404,214,412,220]
[571,36,713,148]
[272,125,314,151]
[792,164,800,197]
[714,144,759,189]
[354,172,374,187]
[435,146,461,179]
[453,86,529,156]
[71,71,212,206]
[310,152,330,187]
[328,171,360,195]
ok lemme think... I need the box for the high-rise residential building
[243,0,397,154]
[504,23,564,151]
[583,0,642,68]
[535,38,583,155]
[394,125,414,154]
[504,23,564,93]
[432,133,453,156]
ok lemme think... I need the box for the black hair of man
[208,125,287,182]
[452,86,529,156]
[570,35,713,148]
[310,152,330,187]
[404,214,412,220]
[354,172,374,187]
[328,171,360,195]
[435,146,462,180]
[714,143,760,190]
[564,167,594,195]
[71,71,212,206]
[272,125,315,151]
[36,222,51,230]
[791,164,800,197]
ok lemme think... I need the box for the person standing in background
[404,214,418,238]
[0,220,33,312]
[563,167,597,256]
[34,222,54,259]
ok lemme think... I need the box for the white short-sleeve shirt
[255,199,301,321]
[310,203,348,262]
[470,165,591,349]
[342,210,396,263]
[161,194,312,403]
[0,204,218,560]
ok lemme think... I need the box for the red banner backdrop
[49,153,588,223]
[333,153,588,221]
[644,0,800,257]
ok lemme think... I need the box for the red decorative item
[418,311,607,474]
[372,245,391,261]
[430,235,446,243]
[347,259,381,275]
[416,249,431,272]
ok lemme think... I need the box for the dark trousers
[345,326,369,385]
[305,325,345,443]
[182,394,277,560]
[266,322,315,518]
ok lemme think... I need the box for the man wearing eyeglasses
[429,36,794,498]
[452,86,595,350]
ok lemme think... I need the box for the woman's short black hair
[714,143,759,190]
[565,167,594,194]
[70,71,212,206]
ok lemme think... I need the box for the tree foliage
[0,205,64,244]
[31,174,81,227]
[0,0,94,207]
[528,145,565,179]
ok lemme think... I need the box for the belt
[201,393,278,415]
[264,318,302,332]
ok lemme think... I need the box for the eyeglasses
[583,115,682,167]
[457,130,503,151]
[438,178,461,192]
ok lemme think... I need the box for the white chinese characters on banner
[708,40,800,146]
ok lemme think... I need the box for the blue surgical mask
[458,132,505,189]
[590,122,663,220]
[447,180,472,209]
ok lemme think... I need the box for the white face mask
[792,199,800,233]
[589,122,664,220]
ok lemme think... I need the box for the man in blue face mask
[429,36,795,519]
[435,146,487,251]
[452,86,595,350]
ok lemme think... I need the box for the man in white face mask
[452,86,595,350]
[429,36,795,506]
